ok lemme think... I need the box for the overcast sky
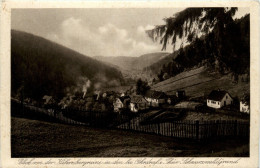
[12,8,249,57]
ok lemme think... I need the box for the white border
[0,1,259,168]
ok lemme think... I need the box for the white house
[144,90,167,107]
[113,96,130,112]
[240,101,249,113]
[207,90,233,109]
[113,98,124,112]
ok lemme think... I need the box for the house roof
[207,90,230,101]
[118,96,130,103]
[42,95,53,104]
[130,95,147,104]
[145,90,167,99]
[167,95,178,99]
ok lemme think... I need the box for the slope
[152,66,249,98]
[94,52,169,71]
[11,30,124,100]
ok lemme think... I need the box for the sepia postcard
[0,1,259,168]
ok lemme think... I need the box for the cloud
[47,17,162,57]
[137,25,155,35]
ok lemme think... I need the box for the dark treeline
[151,14,249,82]
[11,30,125,101]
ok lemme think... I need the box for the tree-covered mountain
[11,30,124,100]
[94,52,169,71]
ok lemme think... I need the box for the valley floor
[11,117,249,157]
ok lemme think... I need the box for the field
[11,117,249,157]
[152,66,249,98]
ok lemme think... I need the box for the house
[207,90,233,109]
[176,90,186,99]
[144,90,167,107]
[42,95,55,105]
[113,96,130,112]
[240,101,249,113]
[129,95,149,112]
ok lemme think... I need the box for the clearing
[152,66,249,98]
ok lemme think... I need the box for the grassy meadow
[12,117,249,157]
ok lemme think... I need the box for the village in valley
[39,83,249,117]
[10,7,250,157]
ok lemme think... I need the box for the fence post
[128,120,131,130]
[234,120,237,136]
[196,120,199,140]
[216,120,219,138]
[158,123,160,135]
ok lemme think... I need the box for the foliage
[147,8,249,76]
[148,14,249,80]
[147,8,237,50]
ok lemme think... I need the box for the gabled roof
[145,90,167,99]
[207,90,231,101]
[167,94,178,99]
[42,95,54,104]
[130,95,148,104]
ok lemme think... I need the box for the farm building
[167,95,178,105]
[207,90,233,109]
[240,101,249,113]
[129,95,149,112]
[113,96,130,112]
[144,90,167,107]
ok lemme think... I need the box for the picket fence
[117,119,249,140]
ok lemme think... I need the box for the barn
[144,90,167,107]
[129,95,149,112]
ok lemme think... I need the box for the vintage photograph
[11,7,250,157]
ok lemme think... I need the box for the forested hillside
[11,30,124,100]
[95,52,169,71]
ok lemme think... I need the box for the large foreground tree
[146,8,245,74]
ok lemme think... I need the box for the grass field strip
[152,68,206,89]
[162,77,222,94]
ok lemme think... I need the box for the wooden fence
[117,119,249,140]
[12,99,249,140]
[11,99,87,126]
[11,99,133,127]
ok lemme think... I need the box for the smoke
[108,79,121,87]
[94,82,103,90]
[82,79,91,98]
[94,90,101,100]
